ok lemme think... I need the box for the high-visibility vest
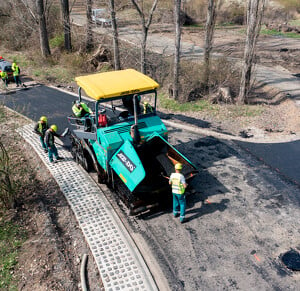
[12,62,17,71]
[170,172,185,194]
[0,71,7,79]
[13,65,20,77]
[72,102,92,117]
[143,102,153,114]
[38,121,48,135]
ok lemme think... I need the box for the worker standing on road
[34,116,49,153]
[72,100,92,118]
[169,163,187,223]
[12,61,24,87]
[45,125,64,164]
[0,70,8,88]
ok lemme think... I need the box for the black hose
[80,254,88,291]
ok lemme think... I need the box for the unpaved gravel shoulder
[158,98,300,143]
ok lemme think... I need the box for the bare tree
[108,0,121,70]
[86,0,93,52]
[173,0,181,100]
[36,0,51,57]
[203,0,220,90]
[130,0,158,74]
[61,0,72,51]
[238,0,265,104]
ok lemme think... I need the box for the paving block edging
[17,123,158,291]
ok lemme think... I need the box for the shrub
[178,57,240,102]
[50,34,65,49]
[119,41,171,86]
[276,0,300,13]
[217,2,245,25]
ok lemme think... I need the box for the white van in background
[91,9,112,27]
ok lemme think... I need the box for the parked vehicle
[68,69,198,214]
[91,8,112,27]
[0,59,14,81]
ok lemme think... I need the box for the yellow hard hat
[50,124,58,132]
[175,163,183,170]
[40,116,47,122]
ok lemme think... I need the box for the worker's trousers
[173,193,186,221]
[40,136,47,150]
[2,78,8,87]
[48,145,59,162]
[14,75,21,86]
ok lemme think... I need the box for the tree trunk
[173,0,181,100]
[36,0,51,57]
[61,0,71,51]
[108,0,121,70]
[203,0,218,90]
[141,24,148,74]
[238,0,265,104]
[86,0,93,52]
[131,0,158,74]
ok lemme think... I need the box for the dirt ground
[154,25,300,140]
[180,26,300,74]
[0,108,103,290]
[158,97,300,141]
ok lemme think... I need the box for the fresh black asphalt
[1,84,300,186]
[236,139,300,187]
[1,85,76,147]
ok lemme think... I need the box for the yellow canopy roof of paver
[75,69,159,100]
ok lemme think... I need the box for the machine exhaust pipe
[131,95,141,144]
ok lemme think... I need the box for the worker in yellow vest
[12,61,23,87]
[34,116,49,153]
[169,163,187,223]
[142,101,153,114]
[45,125,64,164]
[72,100,92,118]
[0,70,8,87]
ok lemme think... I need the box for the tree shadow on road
[158,111,236,136]
[158,111,211,128]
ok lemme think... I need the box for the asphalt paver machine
[68,69,198,214]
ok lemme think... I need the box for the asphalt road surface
[1,86,300,290]
[237,139,300,187]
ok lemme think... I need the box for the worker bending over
[169,163,187,223]
[44,125,64,164]
[1,70,8,88]
[34,116,49,153]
